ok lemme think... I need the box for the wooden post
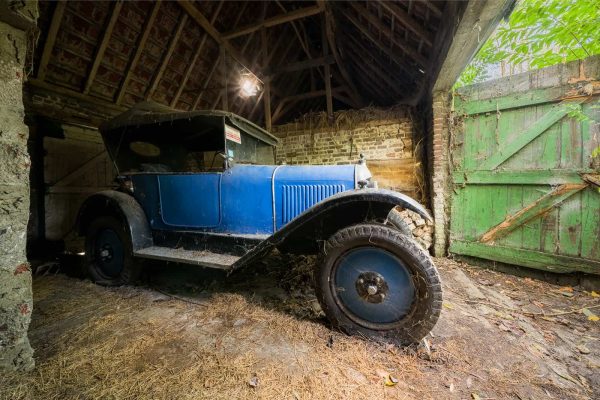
[321,16,333,123]
[221,48,228,111]
[261,28,272,130]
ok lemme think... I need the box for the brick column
[430,91,451,256]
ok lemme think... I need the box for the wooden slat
[261,28,272,130]
[192,54,221,110]
[449,240,600,274]
[83,1,123,94]
[479,183,587,243]
[116,0,161,105]
[347,2,427,67]
[378,0,433,46]
[37,1,67,81]
[452,170,589,185]
[222,5,324,40]
[478,100,585,170]
[456,83,600,115]
[146,14,188,100]
[171,1,223,108]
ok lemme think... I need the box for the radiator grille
[282,184,345,224]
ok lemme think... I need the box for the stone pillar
[0,2,38,371]
[430,91,451,257]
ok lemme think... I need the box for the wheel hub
[355,271,389,304]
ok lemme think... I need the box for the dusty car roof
[100,102,279,146]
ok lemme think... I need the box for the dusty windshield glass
[226,129,275,165]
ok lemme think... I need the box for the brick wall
[272,107,425,201]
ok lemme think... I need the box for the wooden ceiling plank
[83,1,123,94]
[222,4,323,40]
[378,0,433,47]
[116,0,161,105]
[145,14,188,100]
[171,1,224,108]
[37,1,67,81]
[347,2,428,67]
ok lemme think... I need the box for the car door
[157,173,221,228]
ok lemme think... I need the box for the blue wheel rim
[94,228,124,278]
[332,247,415,326]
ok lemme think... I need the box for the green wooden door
[449,82,600,274]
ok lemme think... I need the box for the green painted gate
[449,72,600,274]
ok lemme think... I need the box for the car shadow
[55,250,327,325]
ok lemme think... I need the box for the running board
[134,246,239,270]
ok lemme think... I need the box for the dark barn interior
[10,3,600,400]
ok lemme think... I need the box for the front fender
[232,189,430,269]
[76,190,153,251]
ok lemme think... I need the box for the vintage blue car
[76,105,442,344]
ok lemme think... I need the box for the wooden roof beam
[37,1,66,81]
[377,0,434,47]
[346,2,428,67]
[421,0,443,19]
[222,4,324,40]
[83,1,123,94]
[116,1,161,105]
[272,56,334,75]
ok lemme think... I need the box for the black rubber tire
[85,216,141,286]
[315,224,442,345]
[386,208,412,236]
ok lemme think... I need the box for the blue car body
[77,105,430,269]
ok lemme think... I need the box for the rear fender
[76,190,153,251]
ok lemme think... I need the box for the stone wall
[430,91,452,256]
[0,3,38,371]
[272,107,426,201]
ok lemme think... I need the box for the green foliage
[455,0,600,88]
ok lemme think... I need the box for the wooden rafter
[347,2,427,67]
[378,0,433,47]
[340,8,419,75]
[37,1,66,81]
[222,4,324,40]
[421,0,443,18]
[272,56,335,75]
[261,28,272,130]
[146,14,188,100]
[192,54,221,110]
[116,0,161,105]
[321,15,333,120]
[171,1,224,108]
[177,0,263,80]
[83,1,123,94]
[323,5,363,107]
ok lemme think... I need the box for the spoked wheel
[85,216,140,286]
[315,224,442,345]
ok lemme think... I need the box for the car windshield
[225,127,275,165]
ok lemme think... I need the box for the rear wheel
[315,224,442,345]
[85,216,141,285]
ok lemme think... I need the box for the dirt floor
[1,253,599,400]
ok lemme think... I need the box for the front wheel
[315,224,442,345]
[84,216,141,286]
